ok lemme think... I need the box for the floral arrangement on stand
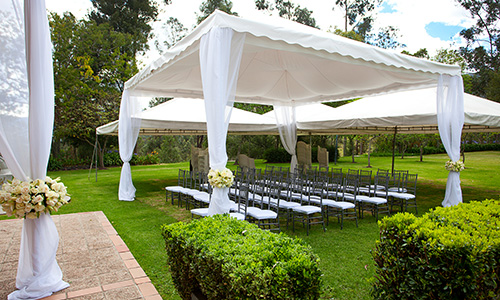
[207,168,234,188]
[445,160,465,172]
[0,177,70,219]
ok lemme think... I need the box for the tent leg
[391,127,397,175]
[334,135,338,165]
[88,135,98,182]
[95,136,98,182]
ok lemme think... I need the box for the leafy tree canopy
[332,0,403,49]
[88,0,163,55]
[197,0,238,24]
[255,0,318,28]
[333,0,381,33]
[456,0,500,100]
[50,12,137,150]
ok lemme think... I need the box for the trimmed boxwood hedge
[264,147,292,163]
[161,214,322,300]
[372,199,500,299]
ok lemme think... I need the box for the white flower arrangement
[445,160,465,172]
[207,168,234,188]
[0,177,70,219]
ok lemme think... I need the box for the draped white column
[437,75,465,207]
[118,90,142,201]
[274,105,298,173]
[199,27,245,215]
[0,0,69,298]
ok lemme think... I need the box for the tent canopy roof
[125,10,461,106]
[99,91,500,137]
[97,98,278,136]
[297,88,500,134]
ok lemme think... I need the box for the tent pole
[391,127,397,175]
[95,135,98,182]
[334,135,338,165]
[88,134,98,182]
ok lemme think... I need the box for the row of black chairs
[165,166,418,235]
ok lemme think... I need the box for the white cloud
[375,0,473,54]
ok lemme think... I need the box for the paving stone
[0,212,158,300]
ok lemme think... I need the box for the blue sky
[381,1,464,42]
[380,2,396,14]
[425,22,464,41]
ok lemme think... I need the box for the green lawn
[2,152,499,299]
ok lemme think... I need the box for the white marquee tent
[119,10,464,214]
[97,98,278,136]
[298,88,500,134]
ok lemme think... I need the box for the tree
[255,0,318,28]
[88,0,162,55]
[154,17,188,53]
[401,48,429,59]
[456,0,500,99]
[372,25,405,49]
[332,0,404,49]
[50,13,138,168]
[433,48,466,70]
[333,0,381,33]
[197,0,238,24]
[330,28,364,42]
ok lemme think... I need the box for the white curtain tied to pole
[118,90,142,201]
[274,105,298,173]
[199,27,245,215]
[437,75,465,207]
[0,0,69,299]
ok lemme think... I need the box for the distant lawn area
[2,151,499,299]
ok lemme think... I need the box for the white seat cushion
[292,205,321,214]
[375,190,388,197]
[325,201,355,209]
[321,199,336,206]
[193,193,210,203]
[271,199,301,209]
[389,192,415,200]
[185,189,204,196]
[361,197,387,205]
[165,186,186,192]
[247,209,277,220]
[356,195,370,201]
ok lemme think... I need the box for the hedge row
[161,214,322,300]
[264,146,339,163]
[372,199,500,299]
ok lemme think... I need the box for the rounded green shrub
[372,199,500,299]
[162,214,322,300]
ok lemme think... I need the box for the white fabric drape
[0,0,69,299]
[437,75,465,207]
[118,90,142,201]
[199,27,245,215]
[274,105,298,173]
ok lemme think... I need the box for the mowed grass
[1,151,499,299]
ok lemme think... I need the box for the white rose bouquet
[207,168,234,188]
[0,176,70,219]
[445,160,465,172]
